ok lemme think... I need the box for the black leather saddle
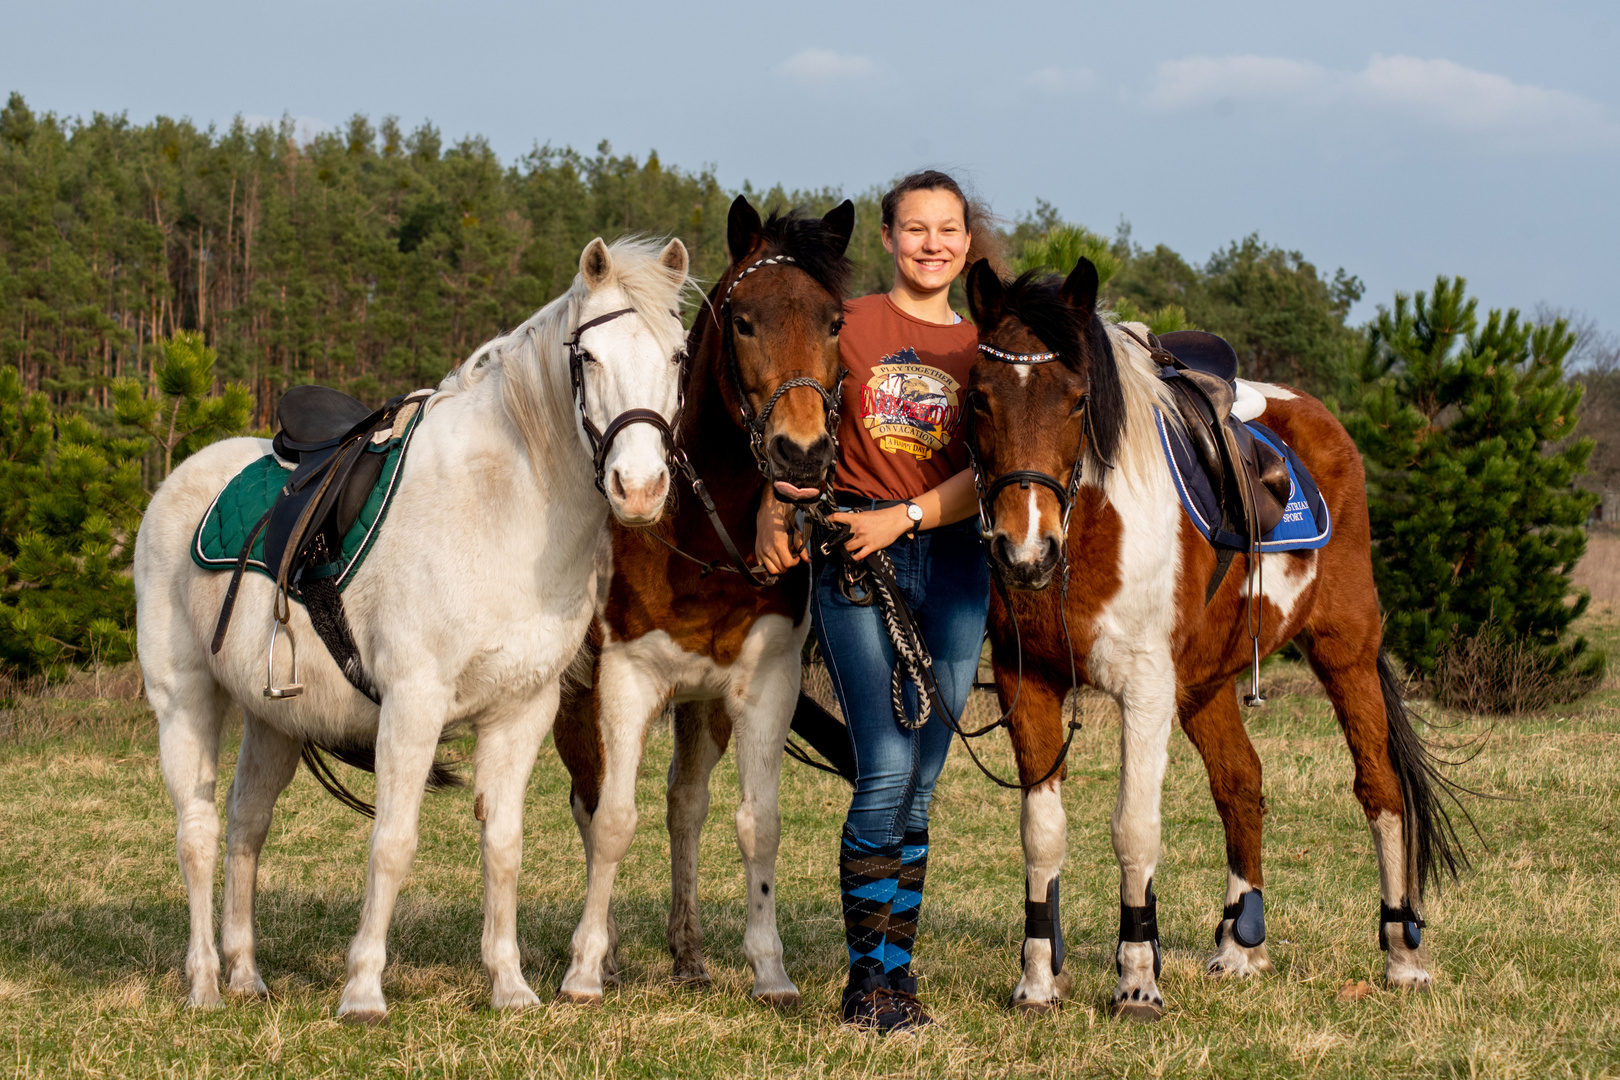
[1137,330,1292,597]
[210,385,431,694]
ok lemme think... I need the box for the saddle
[1139,330,1291,598]
[211,385,433,700]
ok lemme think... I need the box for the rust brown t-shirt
[833,293,978,501]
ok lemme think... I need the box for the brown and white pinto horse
[552,198,854,1006]
[962,258,1464,1019]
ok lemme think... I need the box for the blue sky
[6,0,1618,336]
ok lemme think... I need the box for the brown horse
[962,257,1465,1019]
[551,197,854,1006]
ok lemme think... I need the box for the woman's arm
[753,467,981,571]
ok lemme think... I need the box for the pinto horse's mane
[436,236,694,493]
[994,271,1175,485]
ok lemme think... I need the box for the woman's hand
[827,504,913,562]
[755,488,804,575]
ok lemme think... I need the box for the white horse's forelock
[433,236,694,492]
[1097,319,1181,491]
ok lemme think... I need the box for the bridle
[719,255,845,493]
[567,305,684,496]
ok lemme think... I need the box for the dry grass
[1575,532,1620,606]
[1,616,1618,1078]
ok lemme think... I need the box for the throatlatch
[1117,878,1163,979]
[1379,901,1424,952]
[1218,888,1267,949]
[1023,875,1066,976]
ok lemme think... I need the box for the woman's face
[882,188,971,296]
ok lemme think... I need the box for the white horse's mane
[1099,318,1180,490]
[434,236,694,491]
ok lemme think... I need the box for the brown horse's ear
[727,195,763,263]
[1061,257,1099,322]
[822,199,855,256]
[966,259,1004,327]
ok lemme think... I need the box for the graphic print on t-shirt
[859,347,964,461]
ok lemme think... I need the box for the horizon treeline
[1,92,1377,430]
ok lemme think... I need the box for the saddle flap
[276,385,375,454]
[1157,331,1239,384]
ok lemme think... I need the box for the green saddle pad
[190,407,424,593]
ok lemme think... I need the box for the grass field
[1,607,1618,1078]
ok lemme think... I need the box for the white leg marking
[1011,779,1070,1011]
[1111,684,1175,1019]
[1205,872,1273,978]
[1370,811,1432,989]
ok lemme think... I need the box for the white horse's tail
[302,738,464,819]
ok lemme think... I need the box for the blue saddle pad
[1153,407,1331,553]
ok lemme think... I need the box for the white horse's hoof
[491,984,541,1011]
[557,989,602,1006]
[1384,965,1433,991]
[1112,994,1164,1022]
[186,985,223,1009]
[227,971,270,998]
[754,990,801,1012]
[338,1008,388,1026]
[1205,937,1273,978]
[338,986,388,1022]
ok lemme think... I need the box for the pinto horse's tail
[1378,650,1474,897]
[301,739,463,819]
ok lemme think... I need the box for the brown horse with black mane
[552,197,854,1006]
[961,257,1467,1019]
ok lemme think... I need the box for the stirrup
[263,612,305,699]
[1243,635,1266,708]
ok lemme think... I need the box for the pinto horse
[962,258,1465,1019]
[552,198,854,1006]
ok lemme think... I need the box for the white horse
[134,237,692,1021]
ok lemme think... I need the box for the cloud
[1143,54,1619,149]
[778,49,875,84]
[1026,66,1097,95]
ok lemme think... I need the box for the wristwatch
[902,500,923,538]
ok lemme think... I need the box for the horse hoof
[670,967,711,989]
[557,990,603,1007]
[755,991,801,1012]
[1112,999,1164,1023]
[338,1009,388,1026]
[1012,997,1062,1015]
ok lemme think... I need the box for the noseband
[567,306,683,495]
[720,255,845,490]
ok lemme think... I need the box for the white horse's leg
[220,714,303,997]
[559,651,667,1003]
[1011,777,1070,1011]
[666,699,730,986]
[728,640,800,1008]
[1110,678,1177,1021]
[337,684,451,1022]
[153,669,230,1009]
[474,681,556,1011]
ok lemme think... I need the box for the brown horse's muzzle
[988,526,1062,591]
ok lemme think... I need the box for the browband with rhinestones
[978,343,1059,364]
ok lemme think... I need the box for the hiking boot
[888,974,935,1028]
[841,973,913,1033]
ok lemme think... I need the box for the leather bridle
[719,255,845,495]
[567,306,684,496]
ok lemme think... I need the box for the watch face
[907,503,924,522]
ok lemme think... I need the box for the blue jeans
[812,511,991,847]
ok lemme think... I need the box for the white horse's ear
[658,238,689,279]
[581,238,612,289]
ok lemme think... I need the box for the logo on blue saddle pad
[1153,407,1331,553]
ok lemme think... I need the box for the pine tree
[1345,276,1600,688]
[0,367,147,677]
[113,331,252,479]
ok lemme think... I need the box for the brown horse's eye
[733,315,754,337]
[830,317,845,336]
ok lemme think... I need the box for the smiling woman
[755,170,992,1033]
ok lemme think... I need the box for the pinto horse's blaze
[550,197,855,1007]
[964,256,1469,1017]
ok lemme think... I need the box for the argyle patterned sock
[884,829,929,980]
[840,831,900,983]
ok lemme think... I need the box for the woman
[757,170,990,1032]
